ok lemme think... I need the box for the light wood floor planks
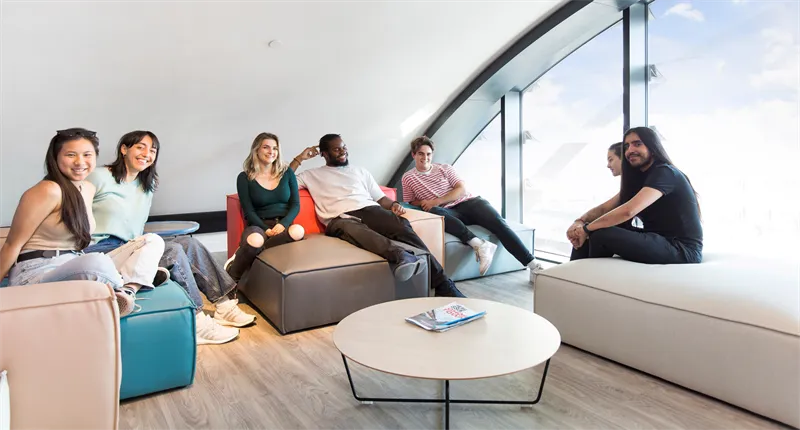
[120,270,790,430]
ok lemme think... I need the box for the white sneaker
[114,286,137,317]
[528,260,544,285]
[214,298,256,327]
[475,241,498,276]
[224,253,236,272]
[196,312,239,345]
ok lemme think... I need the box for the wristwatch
[582,223,593,236]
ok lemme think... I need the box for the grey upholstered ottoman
[239,234,430,334]
[444,222,534,281]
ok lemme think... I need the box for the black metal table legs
[341,354,552,429]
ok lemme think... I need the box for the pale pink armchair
[0,280,122,429]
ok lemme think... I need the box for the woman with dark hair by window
[84,130,246,344]
[225,132,304,280]
[607,141,644,228]
[607,142,623,177]
[0,128,123,295]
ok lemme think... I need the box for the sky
[457,0,800,259]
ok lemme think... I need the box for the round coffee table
[333,297,560,429]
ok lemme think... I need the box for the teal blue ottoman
[120,281,196,400]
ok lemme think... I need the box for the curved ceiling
[0,0,566,223]
[388,0,635,187]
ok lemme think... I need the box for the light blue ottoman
[444,222,535,281]
[119,281,196,400]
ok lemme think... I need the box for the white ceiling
[0,0,564,223]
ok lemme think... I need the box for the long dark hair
[620,126,700,215]
[107,131,160,193]
[45,128,100,249]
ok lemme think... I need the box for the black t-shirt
[637,163,703,252]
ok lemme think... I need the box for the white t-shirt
[296,165,385,225]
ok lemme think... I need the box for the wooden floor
[120,270,789,430]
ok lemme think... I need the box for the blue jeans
[160,236,236,309]
[84,236,127,254]
[8,252,123,288]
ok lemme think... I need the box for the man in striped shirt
[401,136,539,279]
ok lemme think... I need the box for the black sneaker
[435,279,466,298]
[153,267,170,287]
[393,252,422,282]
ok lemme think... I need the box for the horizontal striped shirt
[401,163,473,208]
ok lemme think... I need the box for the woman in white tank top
[0,128,123,296]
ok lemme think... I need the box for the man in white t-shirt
[289,134,465,298]
[401,136,540,281]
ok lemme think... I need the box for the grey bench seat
[444,221,534,281]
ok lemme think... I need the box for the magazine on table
[405,302,486,332]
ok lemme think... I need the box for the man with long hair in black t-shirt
[567,126,703,264]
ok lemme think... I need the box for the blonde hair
[243,132,288,180]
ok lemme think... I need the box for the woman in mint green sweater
[86,130,248,344]
[226,132,305,280]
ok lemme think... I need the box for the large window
[648,0,800,257]
[453,114,503,210]
[522,21,624,257]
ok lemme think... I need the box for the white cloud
[750,28,799,90]
[663,3,705,22]
[750,67,798,89]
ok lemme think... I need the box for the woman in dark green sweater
[226,132,304,281]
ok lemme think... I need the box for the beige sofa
[0,280,121,429]
[534,253,800,428]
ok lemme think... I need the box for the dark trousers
[228,221,297,281]
[570,225,701,264]
[429,197,534,266]
[326,205,451,291]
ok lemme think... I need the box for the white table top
[333,298,561,381]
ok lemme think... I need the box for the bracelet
[583,222,593,236]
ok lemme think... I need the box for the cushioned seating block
[445,221,534,281]
[240,234,429,334]
[119,281,196,400]
[534,253,800,428]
